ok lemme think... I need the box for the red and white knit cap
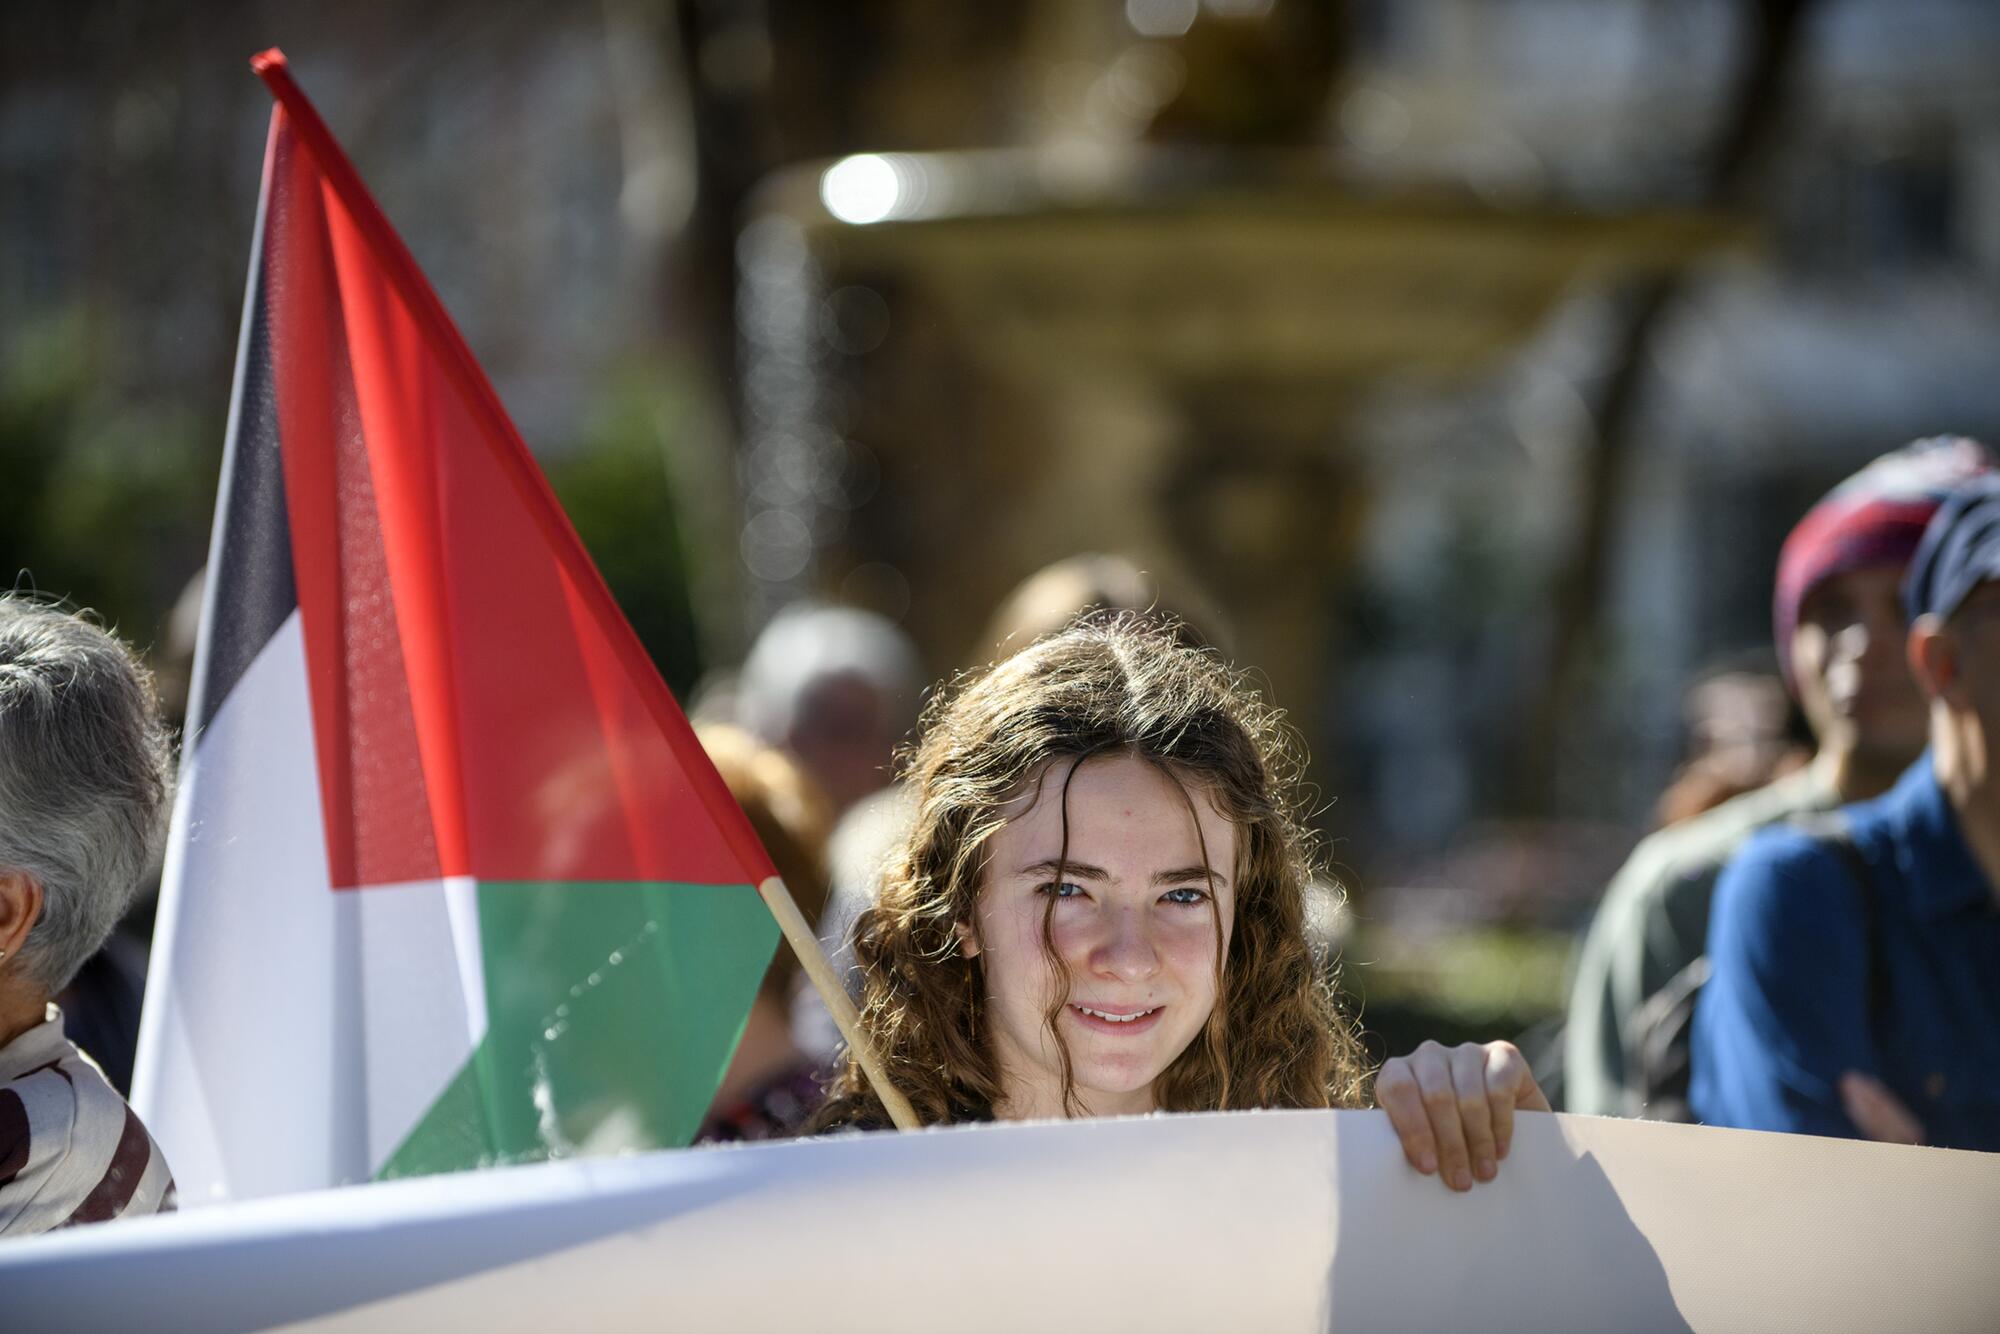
[1772,435,1994,690]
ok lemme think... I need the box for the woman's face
[966,753,1238,1119]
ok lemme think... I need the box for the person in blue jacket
[1692,475,2000,1151]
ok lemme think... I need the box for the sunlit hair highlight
[810,614,1368,1130]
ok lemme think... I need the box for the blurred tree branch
[1521,0,1816,812]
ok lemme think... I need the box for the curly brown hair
[809,615,1369,1130]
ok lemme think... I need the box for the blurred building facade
[724,0,2000,914]
[5,0,1999,926]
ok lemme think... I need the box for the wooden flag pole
[756,876,921,1132]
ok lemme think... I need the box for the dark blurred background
[6,0,2000,1057]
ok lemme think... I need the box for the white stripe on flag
[442,876,488,1052]
[134,612,485,1202]
[353,873,488,1180]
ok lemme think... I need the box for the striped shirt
[0,1004,175,1237]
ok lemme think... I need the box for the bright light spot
[820,154,902,224]
[741,509,814,582]
[528,1048,572,1159]
[1507,375,1593,468]
[1127,0,1198,38]
[1339,86,1412,156]
[1106,45,1186,118]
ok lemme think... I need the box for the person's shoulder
[1606,769,1827,904]
[1711,818,1865,938]
[1,1050,85,1234]
[56,1044,137,1139]
[1670,767,1832,860]
[2,1033,174,1235]
[1727,809,1856,877]
[3,1043,84,1141]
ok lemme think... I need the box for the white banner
[2,1109,1993,1333]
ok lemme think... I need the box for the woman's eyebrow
[1017,858,1109,881]
[1153,865,1228,888]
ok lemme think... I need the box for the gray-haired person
[737,602,924,817]
[0,595,177,1236]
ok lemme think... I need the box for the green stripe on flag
[378,880,778,1180]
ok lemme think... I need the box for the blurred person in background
[1650,654,1810,831]
[980,552,1232,660]
[695,723,837,1142]
[0,595,178,1235]
[1693,476,2000,1150]
[735,602,923,818]
[1565,436,1993,1121]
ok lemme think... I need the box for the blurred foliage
[1342,924,1572,1061]
[543,362,711,701]
[3,306,713,703]
[0,309,217,651]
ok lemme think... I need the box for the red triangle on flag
[252,49,773,893]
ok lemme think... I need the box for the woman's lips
[1067,1003,1165,1035]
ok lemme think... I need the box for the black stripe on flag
[191,229,298,737]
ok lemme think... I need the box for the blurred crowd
[1565,434,2000,1146]
[9,431,2000,1244]
[7,0,2000,1246]
[693,451,2000,1154]
[46,449,2000,1139]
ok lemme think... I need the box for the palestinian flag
[130,50,779,1203]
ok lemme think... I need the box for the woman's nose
[1089,906,1161,982]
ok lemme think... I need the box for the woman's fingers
[1482,1039,1551,1160]
[1378,1040,1552,1192]
[1375,1054,1438,1176]
[1409,1041,1475,1191]
[1839,1071,1924,1145]
[1450,1043,1499,1182]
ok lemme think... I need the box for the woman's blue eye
[1036,881,1085,899]
[1161,887,1210,906]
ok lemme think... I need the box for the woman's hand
[1376,1040,1551,1193]
[1838,1071,1924,1145]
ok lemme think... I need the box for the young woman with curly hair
[810,615,1545,1193]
